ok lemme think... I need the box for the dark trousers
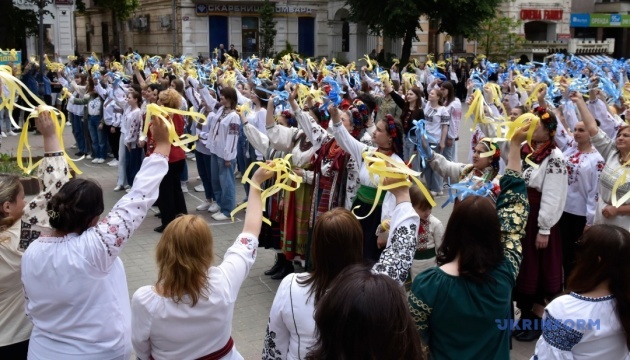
[0,339,29,360]
[559,211,586,284]
[158,159,188,227]
[105,125,121,160]
[125,147,144,186]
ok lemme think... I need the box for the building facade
[13,0,76,60]
[570,0,630,58]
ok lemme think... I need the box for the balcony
[594,0,630,13]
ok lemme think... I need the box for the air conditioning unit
[132,16,149,31]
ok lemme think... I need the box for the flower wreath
[281,110,297,127]
[533,106,557,137]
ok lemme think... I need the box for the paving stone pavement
[2,119,537,359]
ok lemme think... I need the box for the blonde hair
[0,174,22,233]
[155,215,214,306]
[159,88,182,109]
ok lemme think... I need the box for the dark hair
[436,195,503,283]
[297,208,363,304]
[220,87,238,109]
[357,92,376,115]
[405,87,423,111]
[381,115,404,159]
[148,83,163,95]
[171,79,184,95]
[253,87,271,107]
[306,265,425,360]
[410,184,433,211]
[47,179,104,234]
[567,225,630,350]
[513,105,527,115]
[130,91,143,106]
[441,81,455,105]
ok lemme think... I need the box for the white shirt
[204,108,240,161]
[532,293,630,360]
[21,154,168,360]
[423,103,450,141]
[561,143,604,225]
[131,233,258,360]
[262,202,420,360]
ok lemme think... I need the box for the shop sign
[520,9,563,21]
[0,50,21,65]
[196,3,313,16]
[577,13,630,27]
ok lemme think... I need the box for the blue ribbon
[408,119,437,168]
[441,179,494,208]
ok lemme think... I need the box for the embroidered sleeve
[496,169,529,281]
[262,275,292,360]
[19,152,70,250]
[267,123,298,153]
[244,123,270,159]
[372,202,419,285]
[222,114,240,161]
[428,152,467,184]
[295,108,330,150]
[217,233,259,302]
[408,283,433,346]
[332,120,369,166]
[538,153,568,234]
[587,157,605,226]
[88,155,168,272]
[590,128,616,162]
[533,299,584,359]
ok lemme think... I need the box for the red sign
[520,9,563,21]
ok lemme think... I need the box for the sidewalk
[1,123,536,359]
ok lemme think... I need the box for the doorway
[209,16,229,57]
[241,17,259,58]
[298,17,315,57]
[101,23,109,55]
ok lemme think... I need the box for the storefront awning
[574,54,614,64]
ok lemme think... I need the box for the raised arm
[330,105,369,164]
[88,116,171,272]
[372,177,419,285]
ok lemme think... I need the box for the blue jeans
[403,135,421,172]
[195,150,214,201]
[422,143,444,192]
[180,158,189,182]
[71,113,86,153]
[87,115,107,159]
[210,153,236,217]
[125,147,144,186]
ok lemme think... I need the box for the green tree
[259,0,277,58]
[0,5,40,50]
[469,15,524,62]
[344,0,505,65]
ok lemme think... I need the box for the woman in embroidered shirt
[132,166,274,360]
[554,114,605,283]
[121,91,144,186]
[332,104,404,263]
[423,88,451,196]
[532,225,630,360]
[408,125,530,360]
[440,81,462,162]
[509,107,568,342]
[201,87,241,222]
[21,115,172,360]
[263,175,420,360]
[147,89,188,233]
[0,111,69,359]
[384,83,424,171]
[571,92,630,232]
[69,76,107,163]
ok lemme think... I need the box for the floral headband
[385,114,398,139]
[349,100,369,128]
[533,106,557,136]
[479,140,501,167]
[281,110,297,127]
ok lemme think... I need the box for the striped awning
[574,54,614,64]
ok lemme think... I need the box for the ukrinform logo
[496,318,601,331]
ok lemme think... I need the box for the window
[342,20,349,52]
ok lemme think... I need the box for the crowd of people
[0,49,629,360]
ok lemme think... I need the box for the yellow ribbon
[489,113,540,168]
[0,66,81,176]
[525,83,547,109]
[355,152,435,220]
[143,103,207,152]
[362,54,373,71]
[612,159,630,207]
[230,154,303,225]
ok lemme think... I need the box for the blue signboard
[570,13,590,28]
[196,4,208,15]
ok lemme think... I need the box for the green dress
[408,169,529,359]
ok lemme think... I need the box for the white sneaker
[66,122,71,127]
[208,203,220,213]
[125,188,131,193]
[124,185,131,190]
[212,212,229,221]
[114,185,123,191]
[196,201,211,211]
[8,131,17,136]
[191,157,196,161]
[71,144,77,149]
[186,153,195,159]
[108,159,119,167]
[235,172,242,179]
[86,154,93,160]
[1,132,6,138]
[181,182,189,193]
[194,184,204,192]
[97,158,105,164]
[91,158,99,163]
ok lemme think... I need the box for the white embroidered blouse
[131,233,258,360]
[262,201,420,360]
[21,154,168,360]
